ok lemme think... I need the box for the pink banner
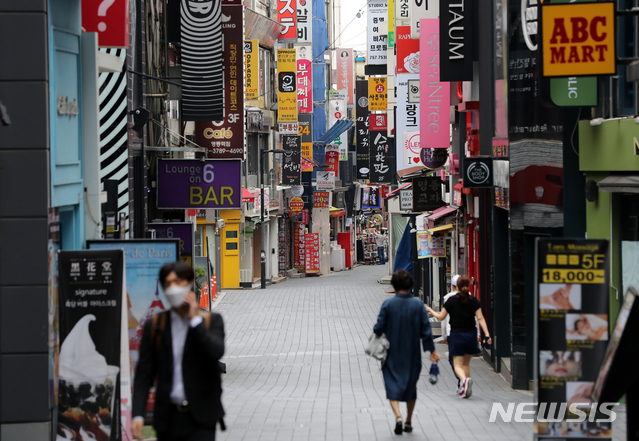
[297,58,313,113]
[305,233,320,273]
[336,48,354,105]
[420,19,450,148]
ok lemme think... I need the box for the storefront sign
[542,2,616,77]
[336,48,354,105]
[195,6,244,159]
[420,19,450,148]
[356,80,370,180]
[367,0,388,65]
[148,223,193,264]
[157,159,242,209]
[329,90,348,161]
[58,249,125,440]
[297,45,313,113]
[411,0,438,39]
[397,26,420,74]
[421,147,449,169]
[535,239,610,440]
[180,0,223,121]
[293,222,306,270]
[412,176,444,211]
[296,0,312,42]
[277,49,298,123]
[314,191,330,208]
[370,113,388,131]
[244,40,260,100]
[282,135,302,185]
[408,79,420,103]
[299,114,313,171]
[550,76,598,107]
[403,131,421,166]
[277,0,297,41]
[396,0,410,25]
[368,77,388,112]
[463,157,494,188]
[325,144,340,176]
[439,0,474,81]
[400,189,413,210]
[316,171,336,190]
[417,232,431,259]
[279,122,299,134]
[82,0,130,47]
[305,233,320,273]
[278,217,287,277]
[397,74,420,172]
[289,197,304,211]
[369,125,393,183]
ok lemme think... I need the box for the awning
[598,175,639,193]
[386,183,411,199]
[242,187,255,203]
[428,206,457,221]
[428,224,454,233]
[315,119,354,144]
[330,209,346,217]
[245,9,283,48]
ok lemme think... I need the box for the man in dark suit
[132,262,225,440]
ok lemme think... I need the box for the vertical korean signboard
[278,49,298,123]
[355,80,370,180]
[277,0,297,41]
[305,233,320,273]
[336,48,354,105]
[439,0,474,81]
[369,125,393,183]
[396,74,419,173]
[368,77,388,112]
[297,0,312,42]
[367,0,388,65]
[298,113,313,171]
[325,144,340,177]
[420,19,450,148]
[535,239,611,440]
[329,90,348,161]
[195,5,244,159]
[412,176,444,211]
[293,223,306,270]
[297,45,313,114]
[244,39,260,101]
[282,135,302,185]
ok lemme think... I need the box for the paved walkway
[214,265,626,440]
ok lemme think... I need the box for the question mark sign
[97,0,116,32]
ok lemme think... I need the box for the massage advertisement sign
[535,238,611,439]
[58,249,125,441]
[157,159,242,209]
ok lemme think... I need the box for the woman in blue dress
[373,269,440,435]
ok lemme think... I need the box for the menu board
[305,233,320,274]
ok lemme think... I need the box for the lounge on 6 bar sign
[157,159,241,209]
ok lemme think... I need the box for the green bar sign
[550,76,598,107]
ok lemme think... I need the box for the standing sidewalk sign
[293,223,306,270]
[58,249,126,441]
[535,238,611,440]
[148,223,194,266]
[305,233,320,273]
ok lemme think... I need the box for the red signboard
[289,197,304,211]
[82,0,130,47]
[293,222,306,270]
[370,113,388,131]
[396,26,420,74]
[325,148,340,176]
[277,0,297,41]
[301,208,309,225]
[305,233,320,273]
[313,191,330,208]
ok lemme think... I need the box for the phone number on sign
[208,148,244,154]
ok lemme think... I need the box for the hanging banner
[244,40,260,101]
[195,5,244,159]
[396,26,420,74]
[58,249,125,441]
[367,0,388,65]
[396,0,410,26]
[293,222,306,270]
[296,0,312,42]
[157,159,242,209]
[336,48,354,105]
[535,238,611,440]
[463,157,494,188]
[369,125,393,183]
[297,45,313,114]
[282,135,302,185]
[82,0,130,47]
[316,171,336,190]
[396,74,420,172]
[328,90,348,160]
[277,49,298,123]
[325,144,340,176]
[313,191,330,208]
[420,19,450,148]
[417,232,431,258]
[411,0,438,39]
[277,0,297,41]
[305,233,320,273]
[298,113,313,171]
[180,0,223,121]
[412,176,444,211]
[355,80,370,180]
[368,77,388,112]
[147,223,194,266]
[439,0,474,81]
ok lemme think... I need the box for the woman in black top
[425,276,491,398]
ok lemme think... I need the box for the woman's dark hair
[456,275,472,305]
[391,269,414,292]
[159,262,195,287]
[574,319,584,332]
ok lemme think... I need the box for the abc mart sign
[541,2,616,77]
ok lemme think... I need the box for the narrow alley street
[210,265,628,441]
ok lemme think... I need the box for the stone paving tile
[215,265,627,440]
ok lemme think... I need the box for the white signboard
[316,171,336,190]
[329,90,348,160]
[410,0,438,39]
[395,74,420,173]
[408,79,420,103]
[400,188,413,210]
[367,0,388,65]
[396,0,410,26]
[296,0,312,43]
[279,122,299,134]
[403,131,421,166]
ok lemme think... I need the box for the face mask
[165,284,191,308]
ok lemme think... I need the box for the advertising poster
[314,191,330,208]
[410,0,438,39]
[277,49,298,122]
[417,232,431,259]
[535,239,611,440]
[367,0,388,65]
[362,186,381,209]
[420,19,450,148]
[355,80,370,180]
[369,124,393,183]
[282,135,302,185]
[430,234,446,257]
[299,113,313,171]
[396,26,420,74]
[296,0,312,42]
[156,159,242,209]
[412,176,444,211]
[368,77,388,112]
[194,5,244,159]
[297,45,313,113]
[58,250,125,441]
[305,233,320,273]
[277,0,297,41]
[48,208,61,412]
[336,48,354,105]
[293,222,306,270]
[278,218,287,277]
[396,74,420,172]
[244,40,260,101]
[148,223,194,266]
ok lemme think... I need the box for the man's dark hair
[391,269,414,292]
[159,262,195,287]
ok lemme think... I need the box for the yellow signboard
[277,49,298,123]
[244,40,260,101]
[368,77,388,112]
[542,2,616,77]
